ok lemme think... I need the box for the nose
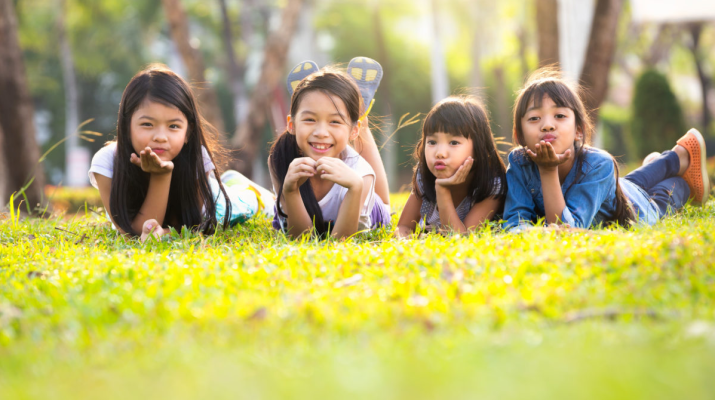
[434,144,447,159]
[152,126,169,143]
[312,122,330,138]
[540,116,555,132]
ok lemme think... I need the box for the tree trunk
[230,0,303,177]
[0,123,7,204]
[218,0,251,129]
[58,0,88,187]
[536,0,560,68]
[430,0,448,104]
[0,0,45,210]
[161,0,226,135]
[579,0,623,125]
[373,6,397,191]
[686,23,712,131]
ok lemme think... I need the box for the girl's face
[424,131,474,179]
[288,90,358,161]
[130,99,188,161]
[521,94,582,155]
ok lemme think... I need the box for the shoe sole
[347,57,383,116]
[681,128,709,205]
[286,61,320,97]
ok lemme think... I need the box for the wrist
[435,184,451,196]
[538,165,558,174]
[150,170,173,179]
[347,178,363,192]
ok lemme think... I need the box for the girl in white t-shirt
[89,64,264,241]
[268,65,390,238]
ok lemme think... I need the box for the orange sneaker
[676,128,710,205]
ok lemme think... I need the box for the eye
[450,140,462,146]
[331,119,343,125]
[140,122,153,127]
[527,116,539,122]
[169,124,181,129]
[555,113,567,119]
[426,140,436,145]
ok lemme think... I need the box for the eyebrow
[299,110,345,118]
[137,115,185,123]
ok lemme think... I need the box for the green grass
[1,194,715,399]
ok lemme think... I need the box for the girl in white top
[268,67,391,238]
[89,64,261,241]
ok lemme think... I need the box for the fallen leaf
[334,274,362,288]
[247,307,267,321]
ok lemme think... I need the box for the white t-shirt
[275,146,379,231]
[88,142,215,188]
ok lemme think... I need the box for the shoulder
[201,145,215,171]
[92,141,117,162]
[507,147,530,166]
[580,147,615,174]
[342,146,374,177]
[89,142,117,188]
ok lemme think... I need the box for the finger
[559,149,573,162]
[130,153,142,166]
[544,142,557,159]
[526,148,538,159]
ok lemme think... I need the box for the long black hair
[512,68,634,227]
[269,68,362,236]
[109,64,231,236]
[412,96,507,207]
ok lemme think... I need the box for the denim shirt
[503,147,659,230]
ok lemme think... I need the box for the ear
[286,115,294,134]
[349,119,361,141]
[576,126,584,143]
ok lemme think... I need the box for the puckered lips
[310,142,334,154]
[540,134,556,143]
[433,160,447,171]
[151,147,168,155]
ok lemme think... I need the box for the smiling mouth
[310,143,333,152]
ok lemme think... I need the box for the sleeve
[88,143,116,189]
[201,146,215,173]
[502,151,537,230]
[559,154,616,228]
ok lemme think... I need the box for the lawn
[1,194,714,399]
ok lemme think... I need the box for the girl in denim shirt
[503,69,710,230]
[396,96,507,237]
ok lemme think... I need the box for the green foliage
[1,195,715,398]
[630,69,686,159]
[600,103,636,163]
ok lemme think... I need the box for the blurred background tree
[630,69,686,158]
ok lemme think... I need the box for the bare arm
[95,174,125,234]
[95,172,171,236]
[434,157,474,234]
[315,157,366,239]
[268,156,315,238]
[462,196,502,230]
[527,141,572,225]
[395,191,423,238]
[354,120,390,205]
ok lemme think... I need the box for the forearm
[331,183,363,239]
[283,190,314,238]
[435,186,468,234]
[539,168,566,224]
[354,127,390,204]
[131,173,172,233]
